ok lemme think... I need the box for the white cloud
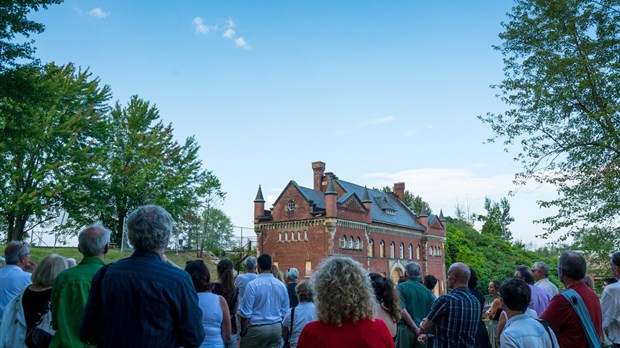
[223,18,236,39]
[88,7,109,18]
[192,17,215,35]
[359,116,395,128]
[235,37,251,49]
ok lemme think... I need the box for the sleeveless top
[197,292,224,348]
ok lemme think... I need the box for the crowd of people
[0,203,618,348]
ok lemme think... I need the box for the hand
[417,334,428,344]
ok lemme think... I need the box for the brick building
[253,161,448,295]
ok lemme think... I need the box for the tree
[381,186,432,215]
[479,0,620,240]
[477,197,515,241]
[0,0,62,70]
[571,226,620,274]
[0,63,112,241]
[198,207,234,256]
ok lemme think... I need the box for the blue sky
[29,1,560,245]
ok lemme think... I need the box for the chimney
[394,182,405,201]
[325,179,337,218]
[254,185,265,220]
[312,161,326,191]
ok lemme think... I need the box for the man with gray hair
[532,261,559,297]
[80,205,204,348]
[0,241,36,323]
[285,267,299,308]
[396,261,434,348]
[235,256,258,303]
[50,223,110,348]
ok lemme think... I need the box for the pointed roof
[439,209,446,221]
[325,179,337,195]
[254,185,265,203]
[362,186,371,203]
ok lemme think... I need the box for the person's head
[31,254,67,288]
[583,275,595,290]
[404,262,421,280]
[78,223,111,257]
[296,280,314,303]
[611,252,620,279]
[217,258,235,295]
[499,278,531,313]
[468,267,479,289]
[603,277,618,289]
[285,267,299,283]
[532,261,550,281]
[369,272,401,323]
[127,205,173,252]
[488,280,502,296]
[312,256,376,326]
[244,256,257,272]
[4,241,31,267]
[66,258,77,268]
[558,251,587,283]
[185,260,210,292]
[447,262,470,289]
[514,265,535,284]
[257,254,272,273]
[423,275,438,291]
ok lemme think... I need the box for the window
[291,231,295,241]
[380,241,385,258]
[355,237,361,250]
[279,232,282,242]
[304,230,307,240]
[390,242,395,259]
[305,260,312,277]
[399,243,404,259]
[408,244,413,259]
[297,231,301,240]
[339,236,346,248]
[273,261,279,268]
[370,239,375,257]
[417,245,421,259]
[348,236,354,249]
[287,200,296,212]
[284,232,288,241]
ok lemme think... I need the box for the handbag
[25,302,55,348]
[283,307,295,348]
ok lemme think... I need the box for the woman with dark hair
[467,267,491,348]
[185,260,231,348]
[369,273,401,340]
[486,280,503,348]
[210,258,238,348]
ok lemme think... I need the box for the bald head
[78,223,111,257]
[449,262,471,282]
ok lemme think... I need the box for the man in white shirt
[0,241,36,324]
[601,252,620,347]
[500,278,559,348]
[532,261,559,297]
[239,254,288,348]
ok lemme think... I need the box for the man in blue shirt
[0,241,35,325]
[239,254,288,348]
[80,205,205,348]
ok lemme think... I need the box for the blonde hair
[312,256,376,326]
[31,254,68,287]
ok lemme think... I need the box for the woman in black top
[210,258,238,348]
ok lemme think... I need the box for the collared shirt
[282,301,317,346]
[238,273,288,325]
[397,279,434,325]
[500,313,559,348]
[80,250,205,348]
[50,256,104,348]
[426,287,481,348]
[535,278,559,297]
[234,272,258,303]
[601,281,620,344]
[540,282,602,348]
[529,284,552,316]
[0,265,31,322]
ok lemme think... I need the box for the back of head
[257,254,272,272]
[515,265,535,284]
[32,254,68,287]
[468,267,479,289]
[449,262,471,283]
[244,256,257,271]
[558,251,587,281]
[296,280,314,302]
[78,223,111,257]
[127,205,173,252]
[533,261,550,277]
[500,278,531,312]
[286,267,299,282]
[312,256,376,326]
[217,258,235,295]
[404,261,421,280]
[185,260,210,292]
[423,275,438,291]
[369,272,401,323]
[612,252,620,268]
[4,241,30,265]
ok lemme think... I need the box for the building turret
[325,179,337,217]
[254,185,265,220]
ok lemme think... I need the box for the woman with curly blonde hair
[296,257,394,348]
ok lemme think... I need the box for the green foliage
[0,0,62,70]
[198,207,235,256]
[477,197,514,241]
[479,0,620,240]
[571,226,620,275]
[0,63,111,241]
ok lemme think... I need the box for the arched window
[339,236,346,248]
[279,232,282,242]
[304,230,308,240]
[284,232,288,241]
[380,241,385,258]
[355,237,361,250]
[297,231,301,241]
[416,244,421,259]
[291,231,295,241]
[399,243,404,259]
[348,236,354,249]
[408,244,413,259]
[390,242,395,259]
[370,239,375,257]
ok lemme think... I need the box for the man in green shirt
[50,223,110,348]
[396,261,435,348]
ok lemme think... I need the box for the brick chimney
[394,182,405,201]
[312,161,326,191]
[325,179,337,217]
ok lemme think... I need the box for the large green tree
[0,63,111,241]
[477,197,515,241]
[479,0,620,240]
[0,0,62,70]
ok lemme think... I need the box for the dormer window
[286,200,296,212]
[385,208,396,215]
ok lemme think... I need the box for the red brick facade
[253,161,448,295]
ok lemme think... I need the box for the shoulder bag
[561,289,608,348]
[283,307,295,348]
[25,301,55,348]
